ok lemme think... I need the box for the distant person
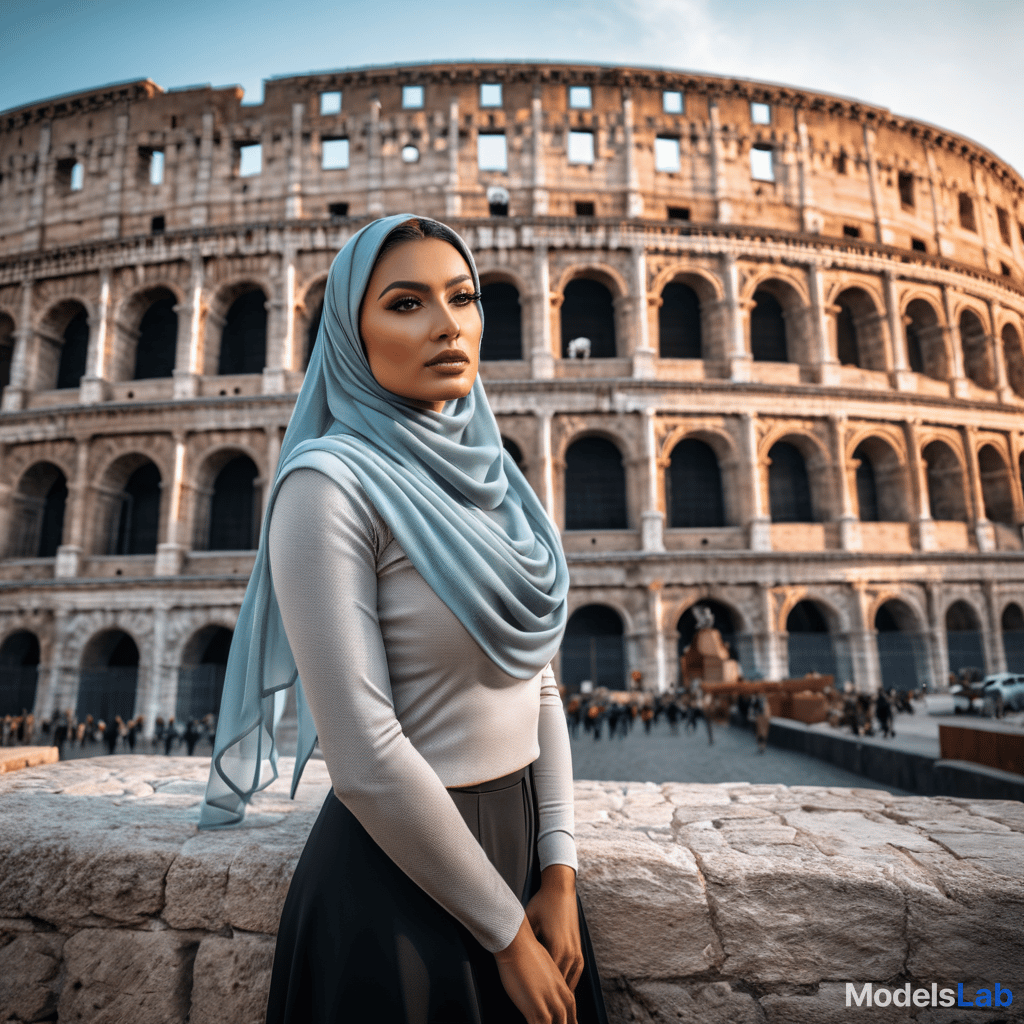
[754,696,771,754]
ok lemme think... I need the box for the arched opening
[218,288,267,375]
[480,282,522,360]
[854,447,878,522]
[560,278,616,358]
[904,299,946,380]
[834,287,885,370]
[0,631,40,716]
[658,282,702,359]
[76,629,139,724]
[0,312,14,391]
[56,306,90,390]
[922,441,967,522]
[875,600,927,690]
[501,436,524,469]
[207,455,259,551]
[1002,323,1024,399]
[851,438,907,522]
[564,437,627,530]
[677,601,737,663]
[946,601,985,680]
[786,600,838,679]
[768,441,814,522]
[177,625,233,721]
[8,462,67,558]
[750,290,788,362]
[1001,603,1024,673]
[132,290,178,379]
[667,438,725,527]
[977,445,1014,524]
[560,604,625,691]
[104,460,162,555]
[959,309,994,390]
[304,299,323,369]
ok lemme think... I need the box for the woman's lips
[426,349,470,372]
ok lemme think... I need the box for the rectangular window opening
[328,202,349,219]
[568,130,595,165]
[834,151,848,175]
[749,145,774,182]
[654,136,681,173]
[402,85,424,109]
[667,206,691,221]
[477,133,508,172]
[1001,262,1012,277]
[575,201,595,217]
[898,171,914,209]
[147,149,165,186]
[238,143,262,177]
[997,206,1011,245]
[480,83,502,107]
[322,137,350,170]
[568,86,592,109]
[663,90,684,114]
[911,237,927,252]
[750,102,771,125]
[151,215,165,234]
[958,192,976,232]
[488,199,509,217]
[843,224,861,239]
[320,91,342,116]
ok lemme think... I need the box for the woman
[199,215,608,1024]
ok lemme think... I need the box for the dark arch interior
[945,600,985,679]
[750,290,787,362]
[658,282,702,359]
[208,455,259,550]
[958,309,992,389]
[561,604,625,691]
[114,462,161,555]
[904,299,941,378]
[501,436,523,467]
[219,289,267,375]
[853,444,879,522]
[786,600,837,680]
[0,631,41,717]
[77,630,139,723]
[836,299,860,367]
[668,438,724,528]
[305,299,323,369]
[133,293,178,379]
[564,437,627,530]
[768,441,814,523]
[977,444,1014,524]
[0,313,14,391]
[561,279,616,358]
[922,441,966,522]
[875,600,924,689]
[12,462,68,558]
[57,308,89,389]
[1002,603,1024,673]
[178,625,234,720]
[480,282,522,360]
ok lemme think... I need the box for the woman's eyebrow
[377,274,472,300]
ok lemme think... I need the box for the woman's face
[359,237,482,412]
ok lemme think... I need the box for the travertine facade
[1,62,1024,721]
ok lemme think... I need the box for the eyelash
[387,290,481,312]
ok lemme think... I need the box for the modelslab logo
[846,982,1013,1009]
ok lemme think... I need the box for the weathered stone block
[188,933,276,1024]
[0,932,65,1022]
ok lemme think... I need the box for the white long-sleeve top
[267,466,577,953]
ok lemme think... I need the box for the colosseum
[1,60,1023,730]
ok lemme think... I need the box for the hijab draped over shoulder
[199,215,569,828]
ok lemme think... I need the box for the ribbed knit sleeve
[534,665,578,873]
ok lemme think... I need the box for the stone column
[970,165,994,274]
[101,111,129,239]
[23,122,50,251]
[630,247,656,378]
[140,604,170,727]
[191,111,214,227]
[262,425,283,520]
[883,270,915,391]
[46,609,72,719]
[862,124,888,244]
[55,439,92,578]
[721,254,750,381]
[924,144,949,257]
[756,585,786,680]
[446,97,460,218]
[708,100,731,224]
[286,102,304,219]
[806,263,840,386]
[537,410,555,521]
[173,255,204,399]
[80,267,110,404]
[622,90,642,218]
[155,434,187,575]
[263,248,295,395]
[942,285,970,399]
[987,298,1012,403]
[845,583,878,692]
[903,420,936,551]
[640,408,664,552]
[983,580,1007,675]
[531,88,548,216]
[831,414,861,551]
[367,98,383,216]
[796,115,821,233]
[926,583,950,691]
[962,424,995,552]
[3,280,34,411]
[530,244,555,378]
[742,412,771,551]
[647,582,667,693]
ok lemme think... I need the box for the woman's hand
[525,864,584,992]
[494,913,576,1024]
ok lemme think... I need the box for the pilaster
[622,90,642,218]
[531,89,548,216]
[530,244,555,379]
[367,98,383,216]
[446,97,460,218]
[285,102,304,219]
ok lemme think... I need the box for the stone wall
[1,756,1023,1023]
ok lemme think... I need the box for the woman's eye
[451,291,481,306]
[389,297,421,312]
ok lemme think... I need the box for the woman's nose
[431,302,460,341]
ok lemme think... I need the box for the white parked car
[979,674,1024,714]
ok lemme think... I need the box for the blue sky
[2,0,1022,172]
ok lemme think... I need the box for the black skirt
[266,765,609,1024]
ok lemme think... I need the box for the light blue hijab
[199,214,569,828]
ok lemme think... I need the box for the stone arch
[561,603,625,691]
[564,435,628,530]
[480,279,523,361]
[114,284,183,382]
[559,273,618,359]
[903,297,948,380]
[93,453,163,556]
[208,281,268,376]
[922,440,968,522]
[658,278,705,359]
[0,630,41,716]
[945,598,986,680]
[785,598,840,680]
[191,447,263,551]
[297,275,327,371]
[76,628,140,723]
[958,306,995,390]
[764,433,828,523]
[666,436,726,528]
[874,598,929,691]
[0,309,14,392]
[8,462,67,558]
[977,444,1014,524]
[850,435,910,522]
[177,623,234,720]
[37,299,90,391]
[1001,602,1024,673]
[832,286,887,371]
[746,276,806,364]
[1001,322,1024,399]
